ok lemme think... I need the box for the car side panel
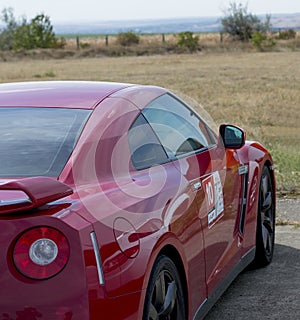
[236,142,276,256]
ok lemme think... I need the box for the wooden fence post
[105,35,109,46]
[76,36,80,50]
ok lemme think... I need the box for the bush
[277,29,297,40]
[221,2,271,42]
[177,31,199,52]
[117,31,140,46]
[251,31,266,48]
[252,31,276,51]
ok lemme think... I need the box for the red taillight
[13,227,70,280]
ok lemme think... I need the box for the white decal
[203,172,224,226]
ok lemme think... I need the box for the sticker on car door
[202,172,224,227]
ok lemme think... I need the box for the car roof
[0,81,134,109]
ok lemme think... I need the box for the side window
[142,94,212,158]
[128,114,169,170]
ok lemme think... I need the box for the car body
[0,81,275,319]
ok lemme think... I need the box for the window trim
[128,113,171,171]
[128,93,218,171]
[0,107,91,178]
[143,93,217,157]
[167,92,218,147]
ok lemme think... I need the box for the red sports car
[0,81,275,319]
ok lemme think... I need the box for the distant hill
[54,17,221,35]
[54,13,300,35]
[270,13,300,30]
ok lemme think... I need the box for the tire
[253,165,275,267]
[142,255,186,320]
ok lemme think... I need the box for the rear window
[0,108,91,177]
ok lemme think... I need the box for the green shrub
[252,31,266,48]
[177,31,199,52]
[34,71,56,78]
[80,42,91,49]
[117,31,140,46]
[252,31,276,50]
[278,29,297,40]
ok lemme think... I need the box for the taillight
[13,227,70,280]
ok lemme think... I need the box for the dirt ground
[205,197,300,319]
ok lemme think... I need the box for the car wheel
[254,165,275,267]
[143,255,186,320]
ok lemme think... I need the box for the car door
[142,93,244,297]
[197,145,244,295]
[127,110,208,309]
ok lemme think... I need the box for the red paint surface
[0,81,275,319]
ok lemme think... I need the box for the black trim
[193,247,256,320]
[142,93,216,160]
[167,92,218,146]
[128,113,170,171]
[239,171,249,234]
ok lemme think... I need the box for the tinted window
[143,94,211,158]
[0,108,91,177]
[128,114,168,170]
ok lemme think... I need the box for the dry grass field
[61,32,300,52]
[0,51,299,192]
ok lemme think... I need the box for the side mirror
[219,124,246,149]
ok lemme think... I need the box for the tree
[0,7,18,50]
[0,8,59,50]
[14,14,57,49]
[221,2,271,41]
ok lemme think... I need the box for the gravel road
[205,197,300,319]
[276,196,300,224]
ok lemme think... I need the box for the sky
[1,0,300,22]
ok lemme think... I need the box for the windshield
[0,108,91,177]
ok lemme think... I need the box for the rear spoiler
[0,177,73,215]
